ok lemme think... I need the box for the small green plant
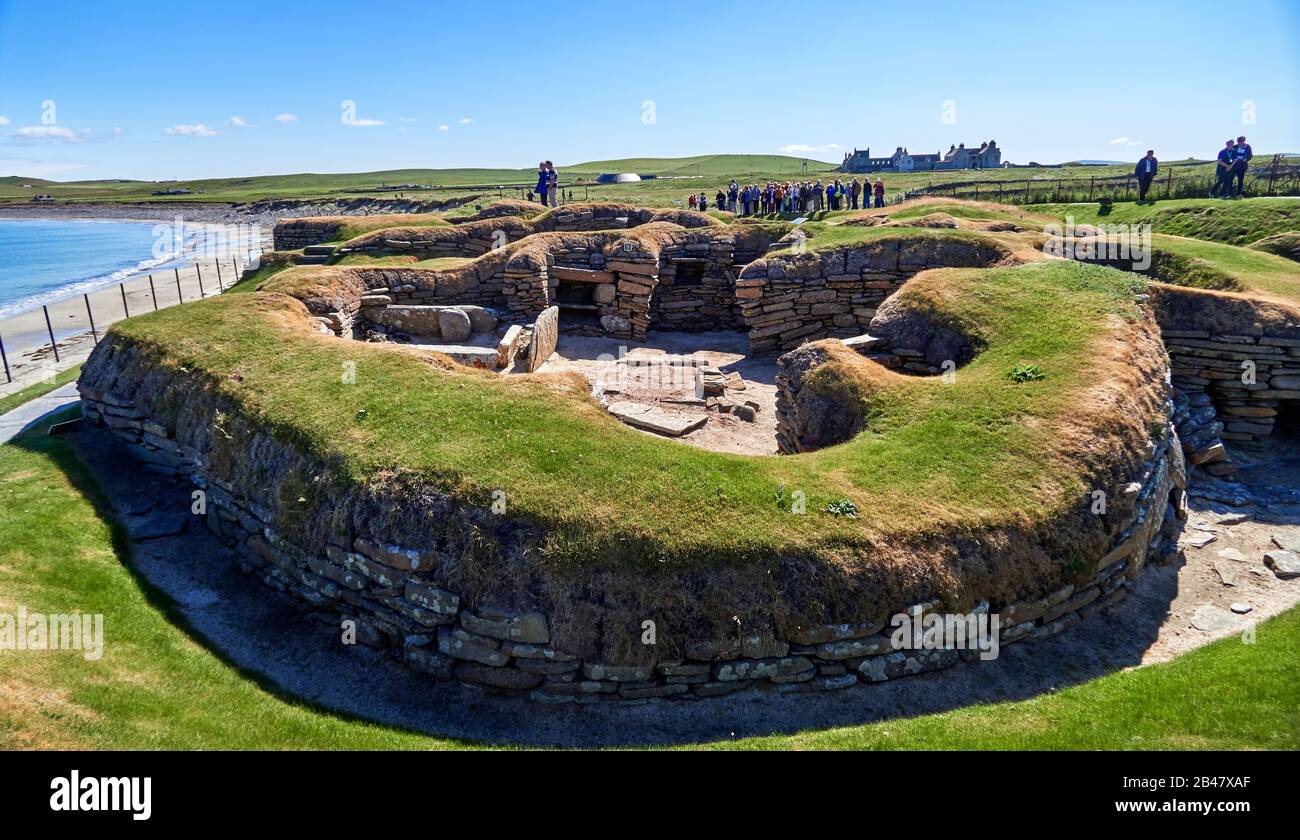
[1008,363,1046,383]
[775,484,788,511]
[823,498,860,518]
[1064,551,1089,582]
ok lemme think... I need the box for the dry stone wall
[737,236,1010,354]
[77,329,1185,705]
[1152,284,1300,457]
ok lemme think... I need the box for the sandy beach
[0,257,253,395]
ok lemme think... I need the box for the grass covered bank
[0,415,1295,749]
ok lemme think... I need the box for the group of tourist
[688,178,888,216]
[1133,135,1253,203]
[1210,135,1253,199]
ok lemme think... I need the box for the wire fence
[0,255,256,388]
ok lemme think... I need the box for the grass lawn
[1031,197,1300,246]
[1149,232,1300,302]
[0,364,81,416]
[0,413,1294,749]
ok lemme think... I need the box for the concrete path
[0,382,80,445]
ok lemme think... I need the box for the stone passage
[1152,284,1300,460]
[738,235,1010,353]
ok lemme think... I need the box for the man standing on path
[1211,140,1236,198]
[873,178,885,208]
[1231,135,1253,197]
[1135,150,1158,203]
[546,162,559,208]
[535,162,549,206]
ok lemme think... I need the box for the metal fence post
[196,263,206,298]
[175,268,183,303]
[149,274,159,311]
[0,332,10,384]
[84,293,99,343]
[215,260,224,292]
[120,282,130,318]
[232,256,239,281]
[43,305,60,363]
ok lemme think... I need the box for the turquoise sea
[0,218,187,320]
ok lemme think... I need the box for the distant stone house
[31,194,55,203]
[841,141,1000,173]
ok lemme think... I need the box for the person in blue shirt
[1231,135,1253,197]
[1211,141,1236,198]
[534,162,549,206]
[1134,150,1158,203]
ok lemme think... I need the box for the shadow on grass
[20,405,1270,749]
[10,407,480,748]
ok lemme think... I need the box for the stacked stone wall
[77,340,1182,704]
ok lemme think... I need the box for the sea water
[0,218,187,320]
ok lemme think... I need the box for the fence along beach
[0,218,266,393]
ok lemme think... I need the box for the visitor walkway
[0,382,80,445]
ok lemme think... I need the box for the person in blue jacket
[1211,141,1236,198]
[534,162,549,206]
[1135,150,1158,203]
[1231,135,1253,197]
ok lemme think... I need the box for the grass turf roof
[104,256,1159,579]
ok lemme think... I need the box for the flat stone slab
[1190,605,1236,633]
[1263,549,1300,579]
[607,401,707,437]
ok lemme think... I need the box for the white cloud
[0,116,10,126]
[1108,136,1143,146]
[438,124,449,132]
[400,116,417,123]
[348,117,384,127]
[112,127,124,135]
[274,113,298,123]
[164,123,219,137]
[227,116,254,128]
[9,125,83,143]
[777,143,842,154]
[458,117,473,125]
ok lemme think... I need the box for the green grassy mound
[98,256,1162,621]
[0,412,1293,749]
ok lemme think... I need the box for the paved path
[0,382,80,445]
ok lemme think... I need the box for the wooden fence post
[43,305,60,364]
[84,294,99,343]
[0,333,11,384]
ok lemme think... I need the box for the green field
[1031,197,1300,246]
[0,412,1294,750]
[7,154,1286,211]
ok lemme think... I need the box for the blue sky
[1,0,1297,181]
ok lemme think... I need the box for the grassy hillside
[1031,197,1300,246]
[9,155,1290,210]
[560,154,838,177]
